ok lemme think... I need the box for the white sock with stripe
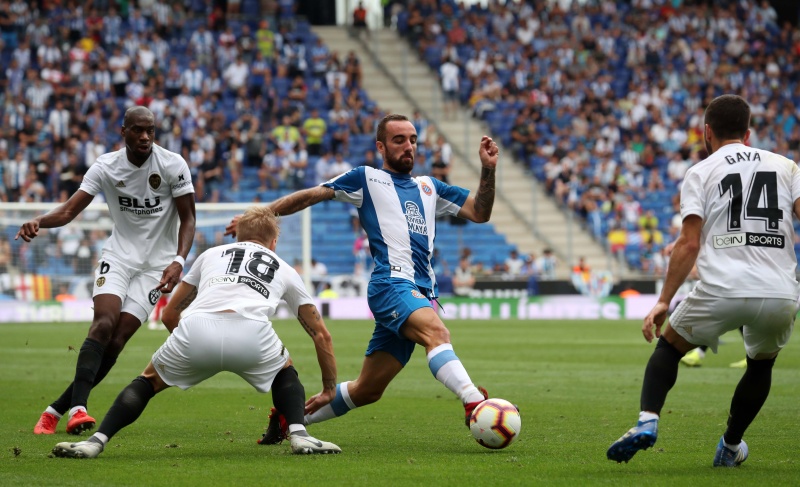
[427,344,484,404]
[304,381,356,425]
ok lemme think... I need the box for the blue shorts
[366,278,432,366]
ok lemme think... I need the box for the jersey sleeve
[430,177,470,217]
[182,251,205,287]
[169,154,195,197]
[322,166,364,207]
[280,268,315,316]
[78,162,105,196]
[790,158,800,204]
[680,168,705,220]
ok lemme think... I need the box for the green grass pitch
[1,319,799,486]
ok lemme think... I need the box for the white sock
[427,344,484,404]
[91,432,109,446]
[288,424,307,436]
[638,411,659,423]
[696,348,706,359]
[69,406,87,418]
[723,439,740,452]
[45,406,63,419]
[305,382,356,425]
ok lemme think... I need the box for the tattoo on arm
[175,287,197,312]
[474,167,496,220]
[298,305,322,337]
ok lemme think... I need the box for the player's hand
[156,262,183,294]
[478,136,499,169]
[224,214,242,238]
[15,220,41,242]
[642,301,669,343]
[304,388,336,415]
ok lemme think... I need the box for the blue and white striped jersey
[323,166,469,296]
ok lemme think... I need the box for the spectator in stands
[258,146,289,191]
[453,257,475,297]
[286,141,309,190]
[439,57,459,120]
[302,108,327,157]
[504,250,525,279]
[537,248,557,280]
[315,150,336,185]
[352,2,368,39]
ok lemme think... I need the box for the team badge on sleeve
[96,277,105,287]
[149,289,161,305]
[411,290,425,299]
[148,173,162,190]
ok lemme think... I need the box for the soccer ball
[469,398,521,449]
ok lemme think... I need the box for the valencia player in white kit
[608,95,800,467]
[51,206,341,458]
[18,107,197,435]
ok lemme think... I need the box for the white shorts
[93,255,162,323]
[670,288,796,357]
[151,313,288,392]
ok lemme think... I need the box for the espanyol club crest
[420,181,432,195]
[149,288,161,305]
[411,290,425,299]
[148,173,162,190]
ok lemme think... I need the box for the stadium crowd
[397,0,800,273]
[0,0,463,284]
[4,0,799,285]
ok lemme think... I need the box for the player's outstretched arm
[456,136,498,223]
[268,186,335,217]
[161,282,197,333]
[15,190,94,242]
[223,187,335,238]
[297,303,337,415]
[157,194,196,294]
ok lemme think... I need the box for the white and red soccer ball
[469,398,521,449]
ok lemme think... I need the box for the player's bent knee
[350,383,384,406]
[88,316,118,344]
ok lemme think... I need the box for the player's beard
[384,151,414,174]
[704,136,713,155]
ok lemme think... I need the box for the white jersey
[680,143,800,299]
[180,241,314,323]
[79,145,194,269]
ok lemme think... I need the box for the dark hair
[704,94,750,141]
[376,114,410,144]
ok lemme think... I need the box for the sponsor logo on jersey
[149,288,161,305]
[411,290,425,299]
[713,232,784,249]
[404,201,428,235]
[115,180,126,188]
[369,177,392,187]
[96,276,105,287]
[172,175,191,191]
[420,182,432,195]
[118,196,163,215]
[713,232,745,249]
[237,275,271,299]
[209,275,237,286]
[148,173,162,190]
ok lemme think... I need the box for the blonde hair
[236,206,280,244]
